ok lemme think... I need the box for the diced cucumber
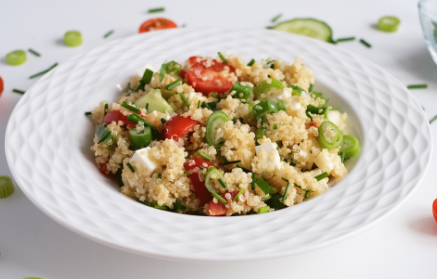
[135,89,174,114]
[271,18,334,43]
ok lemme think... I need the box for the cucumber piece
[271,18,334,43]
[134,89,174,114]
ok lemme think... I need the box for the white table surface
[1,0,437,278]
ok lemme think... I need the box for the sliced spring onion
[359,39,372,48]
[288,84,306,96]
[237,165,250,173]
[121,101,140,113]
[154,205,169,210]
[218,52,227,63]
[223,160,241,165]
[210,93,219,98]
[257,206,270,214]
[85,111,92,115]
[127,114,160,138]
[272,14,282,23]
[96,125,113,144]
[407,84,427,89]
[429,115,437,124]
[230,81,252,100]
[64,31,82,47]
[315,172,329,181]
[212,192,227,204]
[148,7,164,13]
[159,61,181,81]
[104,30,114,38]
[206,110,230,148]
[126,162,135,173]
[276,100,286,112]
[262,194,272,202]
[200,166,205,171]
[339,151,345,163]
[166,80,181,90]
[136,69,154,91]
[6,50,27,66]
[158,173,162,179]
[247,59,255,66]
[197,100,200,108]
[265,194,286,210]
[180,92,190,108]
[317,120,343,150]
[218,178,227,189]
[273,123,278,129]
[304,190,311,199]
[198,151,211,161]
[12,89,25,94]
[307,92,329,114]
[281,177,289,182]
[160,118,166,124]
[254,78,284,99]
[335,37,355,43]
[254,128,267,146]
[174,201,186,211]
[104,103,108,116]
[233,188,245,201]
[309,84,313,92]
[377,16,400,32]
[339,135,360,159]
[204,166,222,194]
[29,63,58,79]
[253,100,279,119]
[294,183,302,189]
[255,177,275,194]
[306,110,313,121]
[28,48,41,57]
[251,173,255,190]
[282,181,291,202]
[0,176,14,199]
[129,126,152,149]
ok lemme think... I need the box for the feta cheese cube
[314,149,334,173]
[255,143,281,169]
[130,147,158,173]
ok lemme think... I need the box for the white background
[1,0,437,278]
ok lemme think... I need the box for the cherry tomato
[309,122,319,128]
[162,114,200,141]
[0,76,3,98]
[179,69,187,80]
[208,191,239,216]
[433,199,437,222]
[184,158,215,205]
[138,18,177,33]
[104,110,145,129]
[187,58,236,96]
[99,161,109,175]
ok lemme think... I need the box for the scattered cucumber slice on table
[0,175,14,199]
[340,135,360,159]
[6,50,27,66]
[134,89,174,113]
[64,31,82,47]
[271,18,335,43]
[377,16,400,32]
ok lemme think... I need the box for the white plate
[5,28,432,261]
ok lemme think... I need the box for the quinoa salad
[89,53,360,216]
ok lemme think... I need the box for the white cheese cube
[137,63,157,77]
[130,147,158,173]
[255,143,281,169]
[187,92,206,102]
[314,149,334,173]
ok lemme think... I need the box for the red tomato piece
[208,191,239,216]
[98,161,109,175]
[104,110,145,129]
[138,18,178,33]
[179,69,187,80]
[433,199,437,223]
[184,158,215,205]
[162,114,200,141]
[187,58,236,96]
[0,76,3,98]
[309,122,319,128]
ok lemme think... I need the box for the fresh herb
[255,177,275,194]
[314,172,329,181]
[282,181,291,202]
[266,60,275,69]
[359,39,372,48]
[198,151,211,161]
[233,188,245,201]
[146,103,149,111]
[126,162,135,173]
[200,165,205,171]
[429,115,437,124]
[136,69,153,91]
[85,111,92,115]
[174,201,186,211]
[274,123,278,129]
[160,118,166,124]
[212,193,227,204]
[306,110,313,121]
[104,103,108,116]
[166,80,181,90]
[159,61,182,81]
[218,52,227,63]
[251,173,255,190]
[148,7,164,13]
[0,175,14,199]
[154,205,169,210]
[247,59,255,66]
[309,83,313,92]
[265,194,286,210]
[281,177,289,182]
[28,48,41,57]
[218,178,227,189]
[237,165,250,173]
[223,160,241,165]
[210,93,219,98]
[104,30,114,38]
[339,151,345,163]
[335,37,355,43]
[12,89,25,94]
[257,206,270,214]
[180,92,190,108]
[271,14,282,23]
[197,100,200,108]
[294,183,302,189]
[29,62,58,79]
[158,173,162,179]
[185,171,190,176]
[96,125,113,144]
[407,84,428,89]
[304,190,311,199]
[121,101,140,113]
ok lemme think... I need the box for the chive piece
[217,178,227,189]
[28,48,41,57]
[0,175,14,199]
[407,84,428,89]
[304,190,311,199]
[339,151,345,163]
[335,37,355,43]
[146,103,149,111]
[198,151,211,161]
[212,192,227,204]
[266,26,274,29]
[309,83,313,92]
[274,123,278,129]
[104,30,114,38]
[210,93,219,98]
[251,173,256,190]
[281,177,289,182]
[359,39,372,48]
[255,177,275,194]
[257,206,270,214]
[29,62,58,79]
[121,101,140,113]
[157,173,162,179]
[104,103,108,116]
[126,162,135,173]
[200,165,205,171]
[174,201,186,211]
[136,69,154,91]
[180,92,190,108]
[166,80,181,90]
[233,188,245,201]
[314,172,329,181]
[223,160,241,165]
[154,205,169,210]
[247,59,255,66]
[272,14,282,23]
[148,7,164,13]
[429,115,437,124]
[266,60,275,69]
[218,52,227,63]
[85,111,92,115]
[237,165,250,173]
[12,89,25,94]
[306,110,313,121]
[185,171,190,176]
[160,118,166,124]
[197,100,200,108]
[282,181,291,202]
[294,183,302,189]
[96,125,113,144]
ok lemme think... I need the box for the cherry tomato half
[0,76,3,98]
[184,158,215,205]
[138,18,178,33]
[433,199,437,223]
[99,160,109,175]
[187,58,236,96]
[208,191,239,216]
[162,114,200,141]
[104,110,145,129]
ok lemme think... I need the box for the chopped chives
[237,165,250,173]
[266,26,274,29]
[294,183,302,189]
[315,172,329,181]
[197,100,200,108]
[212,192,227,204]
[429,115,437,124]
[154,205,169,210]
[104,103,108,116]
[121,101,140,113]
[335,37,355,43]
[309,83,313,92]
[148,7,165,13]
[104,30,114,38]
[281,177,289,182]
[29,62,58,79]
[257,206,270,214]
[218,52,227,63]
[200,165,205,170]
[198,151,211,161]
[359,39,372,48]
[28,48,41,57]
[180,92,190,108]
[271,14,282,23]
[407,84,428,89]
[223,160,241,165]
[233,188,245,201]
[160,118,166,124]
[146,103,149,111]
[282,181,291,201]
[251,173,255,190]
[174,201,186,211]
[166,80,181,90]
[232,118,237,124]
[12,89,25,94]
[210,93,219,98]
[85,111,92,115]
[274,123,278,129]
[158,173,162,179]
[304,190,311,199]
[247,59,255,66]
[339,151,345,163]
[126,162,135,173]
[306,110,313,121]
[218,178,227,188]
[185,171,190,176]
[255,177,275,194]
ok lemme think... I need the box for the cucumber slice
[134,89,174,114]
[271,18,334,43]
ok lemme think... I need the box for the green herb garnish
[28,48,41,57]
[198,151,211,161]
[359,39,372,48]
[12,89,25,94]
[126,162,135,173]
[407,84,428,89]
[148,7,164,13]
[29,63,58,79]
